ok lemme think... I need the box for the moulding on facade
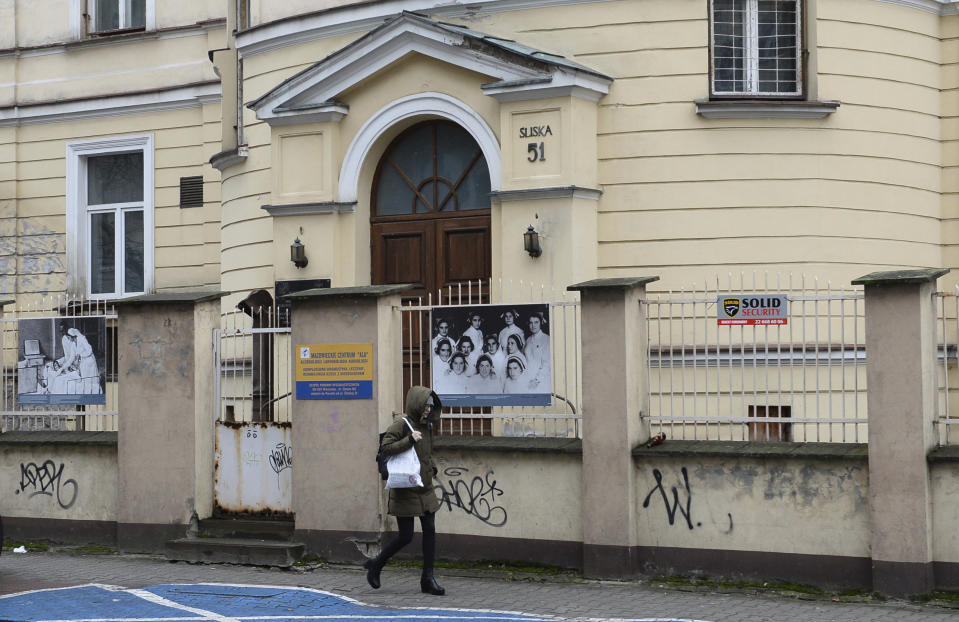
[694,99,840,119]
[249,12,610,126]
[0,19,226,59]
[236,0,959,58]
[236,0,617,58]
[490,186,603,202]
[261,102,349,127]
[210,145,249,171]
[339,92,502,202]
[876,0,959,15]
[261,202,357,216]
[0,81,221,127]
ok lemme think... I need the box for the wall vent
[179,176,204,208]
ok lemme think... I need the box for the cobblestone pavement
[1,550,957,622]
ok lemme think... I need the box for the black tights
[376,513,436,574]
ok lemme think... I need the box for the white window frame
[709,0,803,98]
[66,134,154,300]
[83,0,156,35]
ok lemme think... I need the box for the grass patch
[67,545,115,555]
[911,591,959,604]
[651,574,823,596]
[293,555,325,566]
[388,559,568,576]
[3,540,50,552]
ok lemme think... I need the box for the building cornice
[0,81,221,127]
[490,186,602,202]
[236,0,618,58]
[237,0,959,58]
[875,0,959,15]
[261,201,357,216]
[0,19,226,59]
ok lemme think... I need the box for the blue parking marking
[0,583,710,622]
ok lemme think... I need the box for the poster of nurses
[430,303,551,406]
[17,317,107,405]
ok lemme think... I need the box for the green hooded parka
[380,385,442,517]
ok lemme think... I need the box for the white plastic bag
[384,419,423,489]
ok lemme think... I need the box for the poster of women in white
[430,303,551,406]
[17,317,107,405]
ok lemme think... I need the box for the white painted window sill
[695,100,840,119]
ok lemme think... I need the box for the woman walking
[365,386,445,595]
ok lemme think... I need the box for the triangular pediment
[249,12,612,126]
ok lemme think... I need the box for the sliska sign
[717,294,788,326]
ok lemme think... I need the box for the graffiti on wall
[16,459,78,509]
[434,466,508,527]
[641,467,733,533]
[269,443,293,476]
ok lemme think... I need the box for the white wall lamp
[290,237,308,268]
[524,225,542,258]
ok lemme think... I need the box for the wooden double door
[371,215,491,301]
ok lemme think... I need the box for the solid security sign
[717,294,788,325]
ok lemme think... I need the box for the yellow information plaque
[295,343,373,399]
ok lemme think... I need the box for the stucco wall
[0,106,221,300]
[0,438,117,523]
[932,461,959,565]
[634,453,871,559]
[429,449,582,544]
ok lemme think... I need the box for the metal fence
[397,279,582,438]
[0,296,118,432]
[214,306,293,424]
[644,274,867,443]
[936,288,959,445]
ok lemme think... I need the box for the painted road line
[0,583,712,622]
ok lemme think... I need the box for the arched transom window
[373,121,491,217]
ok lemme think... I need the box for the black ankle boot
[420,574,445,595]
[364,558,383,589]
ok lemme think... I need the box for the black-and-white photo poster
[17,317,107,405]
[430,303,551,406]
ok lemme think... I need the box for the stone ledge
[632,439,868,460]
[0,431,118,445]
[114,290,228,305]
[852,268,950,286]
[568,276,659,291]
[434,435,582,454]
[282,284,412,300]
[928,444,959,463]
[695,99,840,119]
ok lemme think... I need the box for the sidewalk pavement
[1,549,957,622]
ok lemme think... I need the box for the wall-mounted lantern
[524,225,542,258]
[290,237,308,268]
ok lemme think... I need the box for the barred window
[711,0,802,97]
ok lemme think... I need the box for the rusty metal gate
[212,308,293,517]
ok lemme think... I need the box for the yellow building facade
[0,0,957,311]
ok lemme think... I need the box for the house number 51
[527,142,546,162]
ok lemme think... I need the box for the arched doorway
[371,120,492,425]
[370,120,492,298]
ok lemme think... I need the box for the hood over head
[405,385,442,425]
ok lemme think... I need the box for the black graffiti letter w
[642,467,694,530]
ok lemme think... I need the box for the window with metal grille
[710,0,802,97]
[179,176,204,208]
[748,404,792,442]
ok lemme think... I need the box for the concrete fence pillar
[116,292,223,551]
[568,276,658,578]
[286,285,407,561]
[852,268,948,595]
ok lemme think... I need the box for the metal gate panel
[214,420,292,516]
